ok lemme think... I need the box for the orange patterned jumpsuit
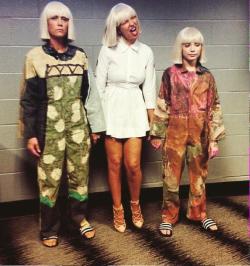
[150,64,225,224]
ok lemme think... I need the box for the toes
[209,224,218,231]
[84,229,96,239]
[160,229,172,236]
[42,239,58,247]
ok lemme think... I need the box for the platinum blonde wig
[172,27,207,64]
[102,3,141,47]
[40,1,75,41]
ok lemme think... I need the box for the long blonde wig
[102,3,141,47]
[40,1,75,42]
[172,27,207,64]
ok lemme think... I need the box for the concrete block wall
[0,0,248,202]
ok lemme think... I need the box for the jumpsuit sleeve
[20,55,39,139]
[150,69,171,138]
[207,74,226,147]
[142,48,156,109]
[84,65,106,133]
[95,45,109,101]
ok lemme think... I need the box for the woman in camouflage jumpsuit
[150,27,225,237]
[20,1,105,246]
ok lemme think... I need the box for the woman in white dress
[96,3,156,233]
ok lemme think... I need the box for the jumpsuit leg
[162,145,186,224]
[186,139,209,221]
[162,117,188,224]
[38,134,65,239]
[66,112,91,227]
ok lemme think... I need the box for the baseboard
[0,181,248,219]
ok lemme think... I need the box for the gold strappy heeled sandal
[130,200,144,229]
[113,205,126,233]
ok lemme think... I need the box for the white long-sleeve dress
[95,38,156,138]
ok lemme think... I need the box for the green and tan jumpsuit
[20,44,105,238]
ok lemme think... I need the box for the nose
[190,44,195,51]
[128,18,135,26]
[57,17,63,25]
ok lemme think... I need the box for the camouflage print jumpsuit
[150,64,225,224]
[20,44,105,238]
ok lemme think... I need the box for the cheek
[64,23,69,31]
[182,48,188,56]
[119,25,126,34]
[196,47,202,56]
[197,46,201,51]
[47,21,56,32]
[47,24,53,33]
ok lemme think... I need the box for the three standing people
[95,3,156,233]
[20,1,224,245]
[20,1,105,247]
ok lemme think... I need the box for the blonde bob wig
[172,27,207,64]
[103,3,141,47]
[40,1,75,42]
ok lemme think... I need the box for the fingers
[29,143,41,157]
[29,145,40,157]
[209,148,219,159]
[150,139,162,150]
[154,143,162,150]
[209,151,218,159]
[35,143,41,154]
[91,134,101,145]
[27,138,41,157]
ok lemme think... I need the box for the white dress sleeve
[95,45,109,100]
[85,65,106,133]
[142,48,156,109]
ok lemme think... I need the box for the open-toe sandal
[42,236,59,247]
[159,222,173,237]
[201,218,218,232]
[113,205,126,233]
[80,219,96,239]
[130,200,144,229]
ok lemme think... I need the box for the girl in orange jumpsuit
[150,27,225,237]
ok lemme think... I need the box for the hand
[150,138,162,150]
[91,133,101,144]
[27,137,41,157]
[208,142,219,159]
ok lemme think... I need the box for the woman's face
[182,42,202,63]
[47,15,69,39]
[118,15,139,44]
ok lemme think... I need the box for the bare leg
[123,137,143,201]
[124,138,144,228]
[105,136,126,232]
[105,136,123,208]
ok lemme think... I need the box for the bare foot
[209,224,218,231]
[80,219,96,239]
[159,222,173,237]
[42,238,58,247]
[159,229,172,236]
[84,229,96,239]
[201,218,218,232]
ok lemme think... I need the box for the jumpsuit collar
[176,63,207,74]
[42,42,77,61]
